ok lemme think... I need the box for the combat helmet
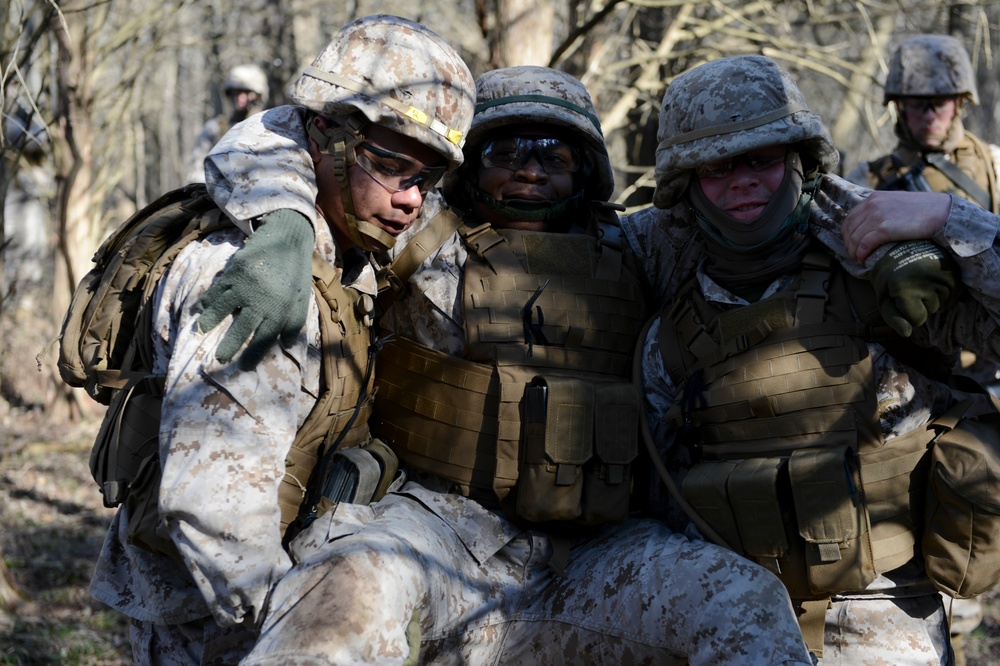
[466,65,613,200]
[290,14,475,250]
[884,34,978,105]
[292,14,474,170]
[224,64,269,98]
[653,55,839,209]
[452,66,613,225]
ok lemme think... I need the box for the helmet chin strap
[308,114,399,251]
[351,216,397,250]
[462,179,586,224]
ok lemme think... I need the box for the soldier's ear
[306,115,330,163]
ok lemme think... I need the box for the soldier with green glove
[629,54,1000,664]
[85,15,474,664]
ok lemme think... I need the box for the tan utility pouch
[923,411,1000,598]
[516,377,637,524]
[789,446,875,595]
[683,446,874,598]
[582,382,641,524]
[518,377,593,522]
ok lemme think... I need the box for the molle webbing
[276,255,374,534]
[461,225,643,360]
[373,225,646,508]
[661,253,882,459]
[372,336,500,500]
[462,226,645,503]
[660,253,933,593]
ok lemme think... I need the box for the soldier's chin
[919,133,948,149]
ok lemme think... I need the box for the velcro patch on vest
[522,234,595,276]
[716,298,792,345]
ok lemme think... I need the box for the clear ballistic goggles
[354,142,448,195]
[479,137,581,174]
[694,149,787,180]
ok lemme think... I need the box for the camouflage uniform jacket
[89,107,378,628]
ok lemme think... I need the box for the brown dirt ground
[2,404,1000,665]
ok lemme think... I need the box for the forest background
[4,0,1000,663]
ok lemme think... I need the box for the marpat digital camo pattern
[229,65,814,665]
[653,55,840,209]
[89,207,377,650]
[291,14,475,169]
[635,85,1000,663]
[464,65,614,200]
[244,488,812,665]
[883,34,979,105]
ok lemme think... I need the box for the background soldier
[846,34,1000,212]
[846,33,1000,403]
[632,54,1000,664]
[846,41,997,659]
[185,63,270,183]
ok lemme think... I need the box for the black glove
[870,240,961,337]
[196,209,314,369]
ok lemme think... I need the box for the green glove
[870,240,961,338]
[196,209,314,369]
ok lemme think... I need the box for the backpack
[58,184,227,555]
[58,184,224,404]
[57,184,393,556]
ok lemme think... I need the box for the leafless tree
[1,0,998,417]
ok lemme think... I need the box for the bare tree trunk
[50,12,96,304]
[496,0,554,67]
[828,11,897,165]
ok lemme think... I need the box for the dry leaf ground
[2,404,999,665]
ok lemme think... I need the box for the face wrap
[689,152,804,251]
[688,152,819,299]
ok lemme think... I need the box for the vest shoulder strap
[376,207,464,313]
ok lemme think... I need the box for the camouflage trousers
[129,615,256,665]
[819,591,954,665]
[242,486,812,665]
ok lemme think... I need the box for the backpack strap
[924,152,992,210]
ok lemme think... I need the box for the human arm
[809,179,964,337]
[835,191,1000,358]
[841,190,952,265]
[196,107,321,368]
[152,229,312,628]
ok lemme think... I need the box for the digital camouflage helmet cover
[884,34,978,105]
[653,55,839,209]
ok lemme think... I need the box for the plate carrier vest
[658,252,943,601]
[372,221,647,524]
[869,132,999,213]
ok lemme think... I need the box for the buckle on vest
[376,267,407,297]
